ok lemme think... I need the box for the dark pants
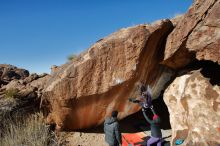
[109,141,120,146]
[147,136,163,146]
[109,144,119,146]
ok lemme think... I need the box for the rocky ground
[59,129,172,146]
[59,112,172,146]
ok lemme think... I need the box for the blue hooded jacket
[104,117,122,145]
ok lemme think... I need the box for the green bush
[67,54,78,61]
[0,113,57,146]
[4,88,18,99]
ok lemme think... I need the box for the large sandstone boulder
[162,1,220,145]
[43,20,174,130]
[186,0,220,64]
[164,71,220,146]
[163,0,220,69]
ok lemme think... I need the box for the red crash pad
[122,132,146,146]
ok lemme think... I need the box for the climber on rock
[129,84,163,145]
[143,108,163,146]
[129,84,153,109]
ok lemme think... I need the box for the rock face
[186,0,220,64]
[162,0,220,145]
[164,71,220,146]
[163,0,220,69]
[43,20,174,130]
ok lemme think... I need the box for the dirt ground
[59,129,171,146]
[59,132,107,146]
[58,111,172,146]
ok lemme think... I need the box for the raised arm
[129,98,141,103]
[151,107,156,115]
[142,108,154,124]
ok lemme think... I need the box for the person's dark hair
[140,85,146,94]
[111,111,118,117]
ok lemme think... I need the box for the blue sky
[0,0,192,74]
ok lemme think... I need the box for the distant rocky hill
[0,64,49,123]
[1,0,220,145]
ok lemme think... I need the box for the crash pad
[122,132,146,146]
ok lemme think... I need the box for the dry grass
[4,88,18,99]
[67,54,78,61]
[0,112,57,146]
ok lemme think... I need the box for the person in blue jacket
[104,111,122,146]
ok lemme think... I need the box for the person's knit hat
[112,111,118,117]
[153,114,159,120]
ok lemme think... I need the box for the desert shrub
[4,88,18,99]
[0,112,57,146]
[173,13,183,19]
[67,54,78,61]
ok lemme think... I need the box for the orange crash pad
[122,132,146,146]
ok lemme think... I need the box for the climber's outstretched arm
[151,107,156,115]
[128,98,141,103]
[142,108,154,124]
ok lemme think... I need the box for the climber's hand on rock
[129,98,140,103]
[129,98,135,102]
